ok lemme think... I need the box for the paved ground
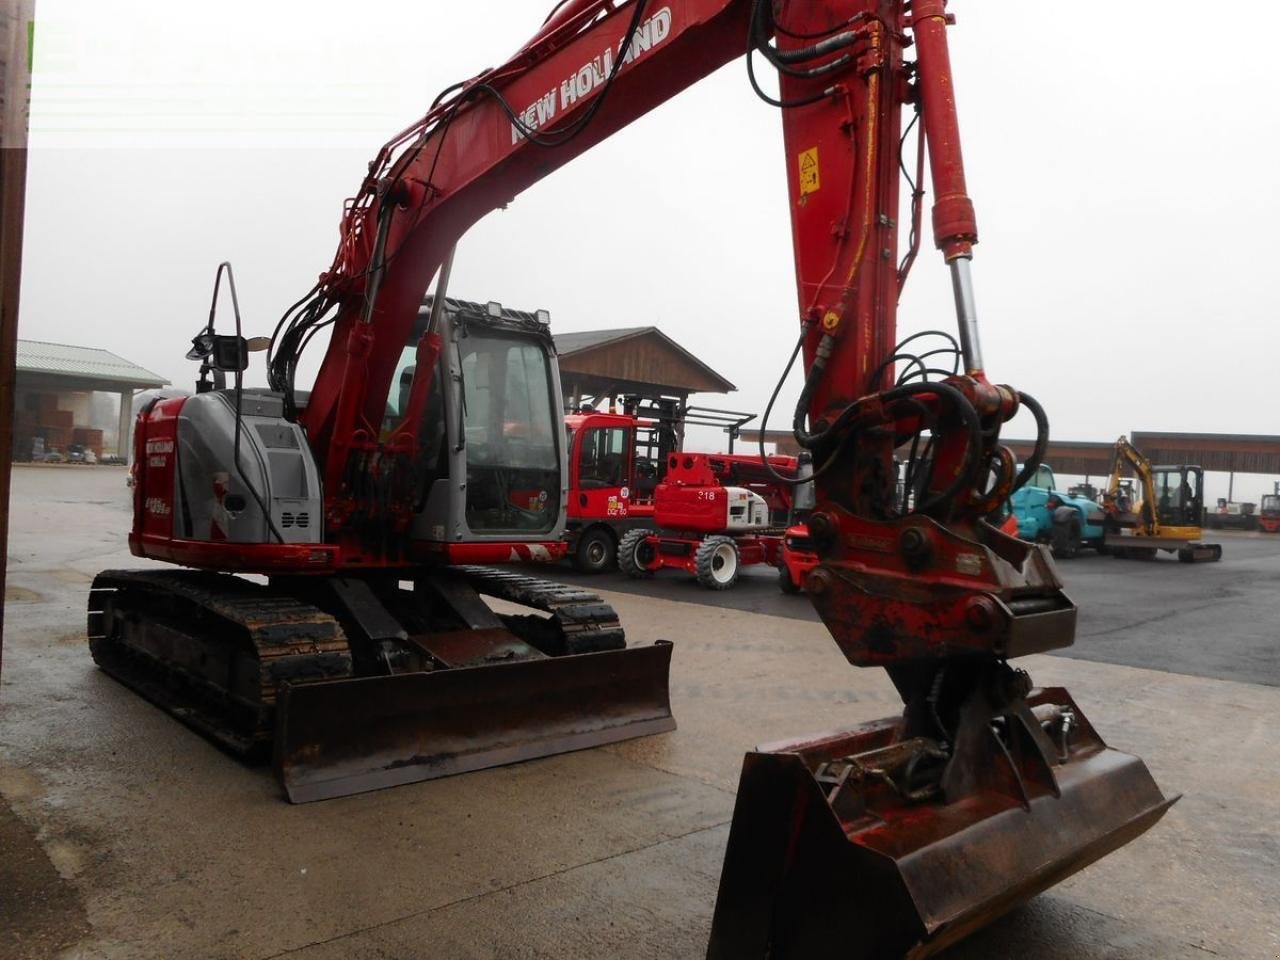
[1,465,1277,959]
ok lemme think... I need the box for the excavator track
[448,565,625,654]
[87,570,351,757]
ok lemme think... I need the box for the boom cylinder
[913,0,984,373]
[912,0,977,262]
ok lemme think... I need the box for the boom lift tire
[696,535,740,590]
[573,526,617,574]
[618,528,657,579]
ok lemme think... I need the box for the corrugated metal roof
[16,339,168,388]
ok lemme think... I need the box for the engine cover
[136,390,322,546]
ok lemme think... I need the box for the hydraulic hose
[1010,390,1049,494]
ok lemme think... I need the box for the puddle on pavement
[51,569,96,585]
[4,586,45,603]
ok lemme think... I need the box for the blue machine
[1010,463,1107,558]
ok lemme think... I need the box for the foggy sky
[17,1,1280,499]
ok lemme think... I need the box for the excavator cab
[1152,464,1204,528]
[398,298,565,542]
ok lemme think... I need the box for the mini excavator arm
[1105,434,1160,531]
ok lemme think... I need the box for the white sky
[17,1,1280,501]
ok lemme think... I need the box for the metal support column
[117,390,132,460]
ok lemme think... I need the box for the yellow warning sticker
[798,147,820,196]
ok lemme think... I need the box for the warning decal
[798,147,820,196]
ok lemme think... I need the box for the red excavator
[89,1,1175,956]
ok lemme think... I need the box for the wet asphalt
[1,466,1276,959]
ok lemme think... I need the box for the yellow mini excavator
[1102,435,1222,562]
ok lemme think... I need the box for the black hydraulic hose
[768,29,862,63]
[1010,390,1050,494]
[879,380,983,515]
[756,326,812,487]
[747,0,836,108]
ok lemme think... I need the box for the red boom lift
[564,401,794,573]
[88,1,1175,955]
[566,403,799,586]
[616,449,799,588]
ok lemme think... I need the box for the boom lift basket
[707,688,1176,959]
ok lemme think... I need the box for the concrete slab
[2,466,1277,959]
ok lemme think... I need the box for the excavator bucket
[707,688,1176,959]
[275,641,674,802]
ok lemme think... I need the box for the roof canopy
[554,326,734,399]
[1006,433,1280,477]
[16,339,168,392]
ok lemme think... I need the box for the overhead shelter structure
[1006,433,1280,500]
[759,429,800,457]
[555,326,735,405]
[1129,432,1280,500]
[1003,439,1115,481]
[12,340,168,460]
[765,431,1280,501]
[553,326,738,449]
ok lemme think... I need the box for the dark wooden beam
[0,0,34,678]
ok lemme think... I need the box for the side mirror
[187,333,267,373]
[211,335,249,372]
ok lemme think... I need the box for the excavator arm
[259,2,1176,956]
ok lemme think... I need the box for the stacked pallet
[19,393,85,456]
[72,427,104,459]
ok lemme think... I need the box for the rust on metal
[707,687,1177,959]
[275,641,675,802]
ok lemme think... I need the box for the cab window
[578,427,629,490]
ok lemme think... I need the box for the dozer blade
[707,688,1177,960]
[275,641,674,803]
